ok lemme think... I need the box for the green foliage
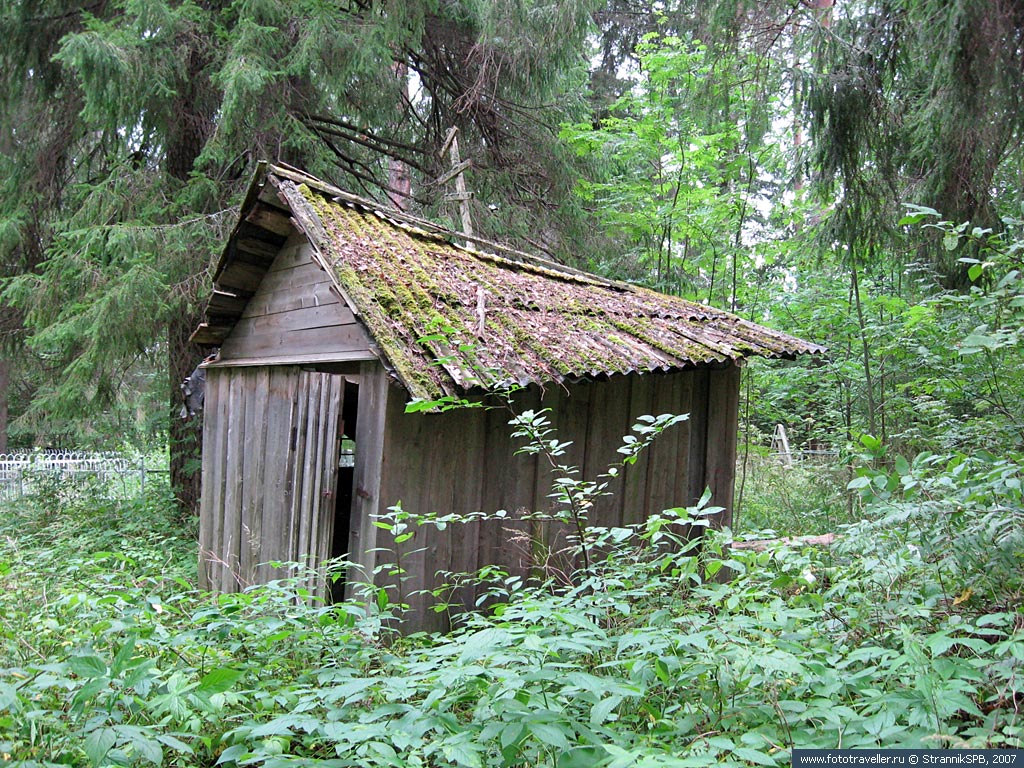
[561,29,784,304]
[735,453,848,536]
[806,0,1024,287]
[749,210,1024,460]
[2,435,1022,765]
[0,0,602,480]
[509,407,689,576]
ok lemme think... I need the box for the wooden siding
[216,234,376,365]
[364,363,739,631]
[345,362,389,599]
[198,366,344,597]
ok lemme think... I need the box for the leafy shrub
[1,442,1021,766]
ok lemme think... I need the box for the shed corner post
[345,361,389,602]
[704,362,741,532]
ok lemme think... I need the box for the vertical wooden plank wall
[622,375,654,528]
[527,383,575,580]
[346,362,389,599]
[239,367,270,586]
[702,363,740,529]
[364,367,726,623]
[199,369,230,590]
[220,372,246,591]
[478,387,540,586]
[201,360,741,627]
[198,365,343,598]
[643,374,683,524]
[687,368,711,510]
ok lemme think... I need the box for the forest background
[1,1,1023,764]
[0,0,1022,509]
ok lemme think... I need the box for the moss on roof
[246,167,825,400]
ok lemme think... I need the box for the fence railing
[0,451,166,502]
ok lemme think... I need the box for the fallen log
[732,533,837,551]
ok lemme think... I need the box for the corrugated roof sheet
[265,169,825,401]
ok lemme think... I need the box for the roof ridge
[266,163,635,293]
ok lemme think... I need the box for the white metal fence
[0,451,163,502]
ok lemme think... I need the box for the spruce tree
[0,0,597,514]
[804,0,1024,287]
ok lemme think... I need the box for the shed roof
[193,164,825,400]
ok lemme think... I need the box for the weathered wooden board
[671,371,694,509]
[238,367,267,586]
[265,240,324,272]
[444,405,487,624]
[235,236,279,262]
[242,281,344,320]
[622,373,654,526]
[346,362,389,598]
[374,380,430,623]
[541,382,584,575]
[207,290,250,318]
[246,202,294,237]
[215,260,267,295]
[703,364,739,529]
[216,235,373,363]
[644,373,681,526]
[687,368,711,508]
[207,350,377,368]
[219,320,375,361]
[583,374,633,530]
[487,387,541,584]
[234,304,358,335]
[199,369,231,590]
[198,366,344,599]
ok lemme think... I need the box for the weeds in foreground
[0,450,1022,766]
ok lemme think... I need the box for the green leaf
[732,746,778,765]
[155,732,194,754]
[590,694,623,724]
[70,654,108,678]
[442,740,484,768]
[250,714,308,737]
[84,727,117,768]
[217,744,250,764]
[558,747,606,768]
[894,455,911,476]
[110,634,138,676]
[500,722,524,749]
[72,677,109,712]
[116,725,163,765]
[528,721,571,750]
[0,683,18,711]
[197,667,245,695]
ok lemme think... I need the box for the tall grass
[734,451,849,536]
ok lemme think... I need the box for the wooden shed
[191,164,823,630]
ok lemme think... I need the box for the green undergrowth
[0,455,1022,767]
[734,452,849,536]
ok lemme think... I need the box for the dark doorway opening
[330,378,359,603]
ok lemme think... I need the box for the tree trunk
[165,43,214,517]
[169,306,204,516]
[0,358,8,454]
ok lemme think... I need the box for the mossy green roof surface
[275,168,825,400]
